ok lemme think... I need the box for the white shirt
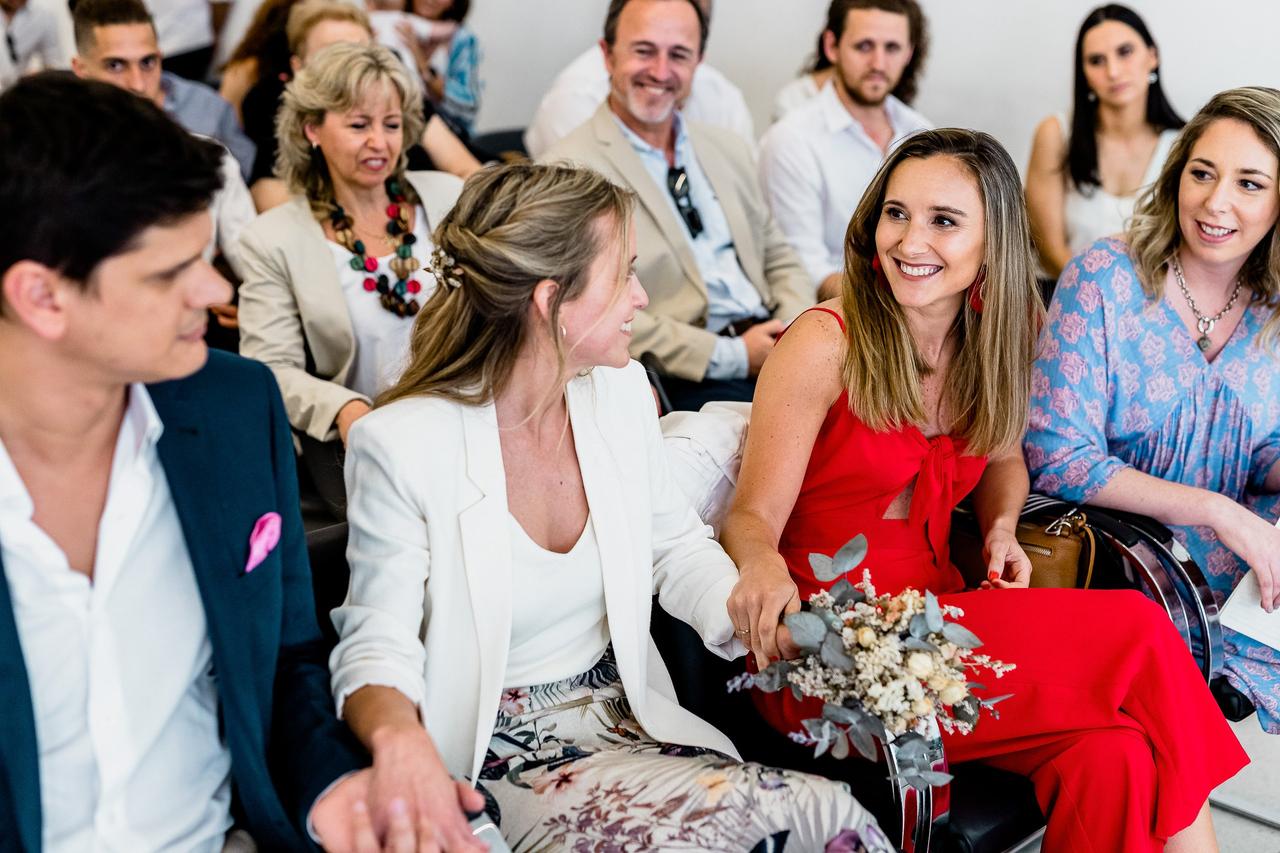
[524,45,755,159]
[1,0,72,82]
[615,113,767,380]
[208,146,256,279]
[0,386,232,853]
[504,514,609,688]
[327,209,434,399]
[142,0,213,57]
[758,82,931,285]
[1057,113,1178,258]
[771,73,821,124]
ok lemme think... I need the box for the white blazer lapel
[457,401,513,777]
[566,378,646,694]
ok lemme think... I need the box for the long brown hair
[840,128,1043,456]
[378,162,636,408]
[1128,86,1280,348]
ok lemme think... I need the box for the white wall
[468,0,1280,173]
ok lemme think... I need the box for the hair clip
[430,247,463,290]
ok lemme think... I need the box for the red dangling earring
[871,255,889,288]
[968,267,986,314]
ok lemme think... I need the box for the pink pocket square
[245,512,282,574]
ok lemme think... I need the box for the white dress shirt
[758,82,931,285]
[524,45,754,159]
[771,73,821,124]
[1,0,72,81]
[208,146,256,279]
[614,113,767,380]
[0,386,232,853]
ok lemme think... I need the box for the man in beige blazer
[543,0,814,411]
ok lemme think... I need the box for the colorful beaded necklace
[329,178,422,318]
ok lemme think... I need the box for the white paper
[1219,522,1280,651]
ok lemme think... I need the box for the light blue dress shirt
[614,114,767,380]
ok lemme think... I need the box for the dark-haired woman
[1026,3,1183,278]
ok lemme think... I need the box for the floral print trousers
[476,649,892,853]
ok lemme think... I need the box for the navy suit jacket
[0,352,366,852]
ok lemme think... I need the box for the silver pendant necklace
[1170,255,1243,352]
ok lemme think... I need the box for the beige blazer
[329,361,747,782]
[544,103,813,381]
[237,170,464,442]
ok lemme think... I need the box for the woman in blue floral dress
[1026,87,1280,731]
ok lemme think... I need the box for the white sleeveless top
[1059,114,1178,257]
[503,514,611,688]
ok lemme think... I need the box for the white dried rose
[939,681,968,706]
[912,697,935,717]
[856,626,877,648]
[906,651,934,679]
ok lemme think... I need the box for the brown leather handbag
[950,504,1096,590]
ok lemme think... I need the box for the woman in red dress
[721,128,1247,852]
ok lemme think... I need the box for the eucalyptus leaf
[753,667,786,693]
[915,770,955,787]
[924,591,945,633]
[808,552,837,581]
[892,733,928,763]
[823,703,860,726]
[980,693,1014,707]
[848,720,878,761]
[784,611,827,651]
[832,534,869,576]
[820,631,855,670]
[791,684,802,701]
[909,613,930,639]
[941,621,984,649]
[830,731,850,760]
[816,607,843,630]
[803,717,833,741]
[903,636,940,654]
[813,736,833,759]
[829,578,856,605]
[965,682,987,692]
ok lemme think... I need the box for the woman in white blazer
[327,162,892,853]
[237,42,463,448]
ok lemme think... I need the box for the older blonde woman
[329,161,894,853]
[1027,87,1280,732]
[723,128,1246,852]
[238,42,461,455]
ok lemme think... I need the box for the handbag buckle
[1046,508,1086,537]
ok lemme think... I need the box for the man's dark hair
[0,72,224,288]
[604,0,708,57]
[825,0,929,104]
[71,0,155,55]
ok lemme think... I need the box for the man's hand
[311,771,435,852]
[335,400,373,446]
[743,319,784,376]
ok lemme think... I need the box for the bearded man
[759,0,933,300]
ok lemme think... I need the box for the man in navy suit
[0,73,432,852]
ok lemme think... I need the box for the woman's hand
[978,527,1032,589]
[1209,495,1280,612]
[727,554,802,669]
[358,725,487,851]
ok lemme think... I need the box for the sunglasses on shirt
[666,166,705,239]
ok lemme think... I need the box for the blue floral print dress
[1025,237,1280,732]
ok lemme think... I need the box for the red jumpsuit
[753,307,1248,852]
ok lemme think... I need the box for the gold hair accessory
[429,247,464,291]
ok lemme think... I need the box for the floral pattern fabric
[477,648,893,853]
[1025,237,1280,732]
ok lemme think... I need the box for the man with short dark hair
[0,72,402,852]
[72,0,254,180]
[545,0,813,411]
[759,0,932,300]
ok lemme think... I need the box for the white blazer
[330,361,747,782]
